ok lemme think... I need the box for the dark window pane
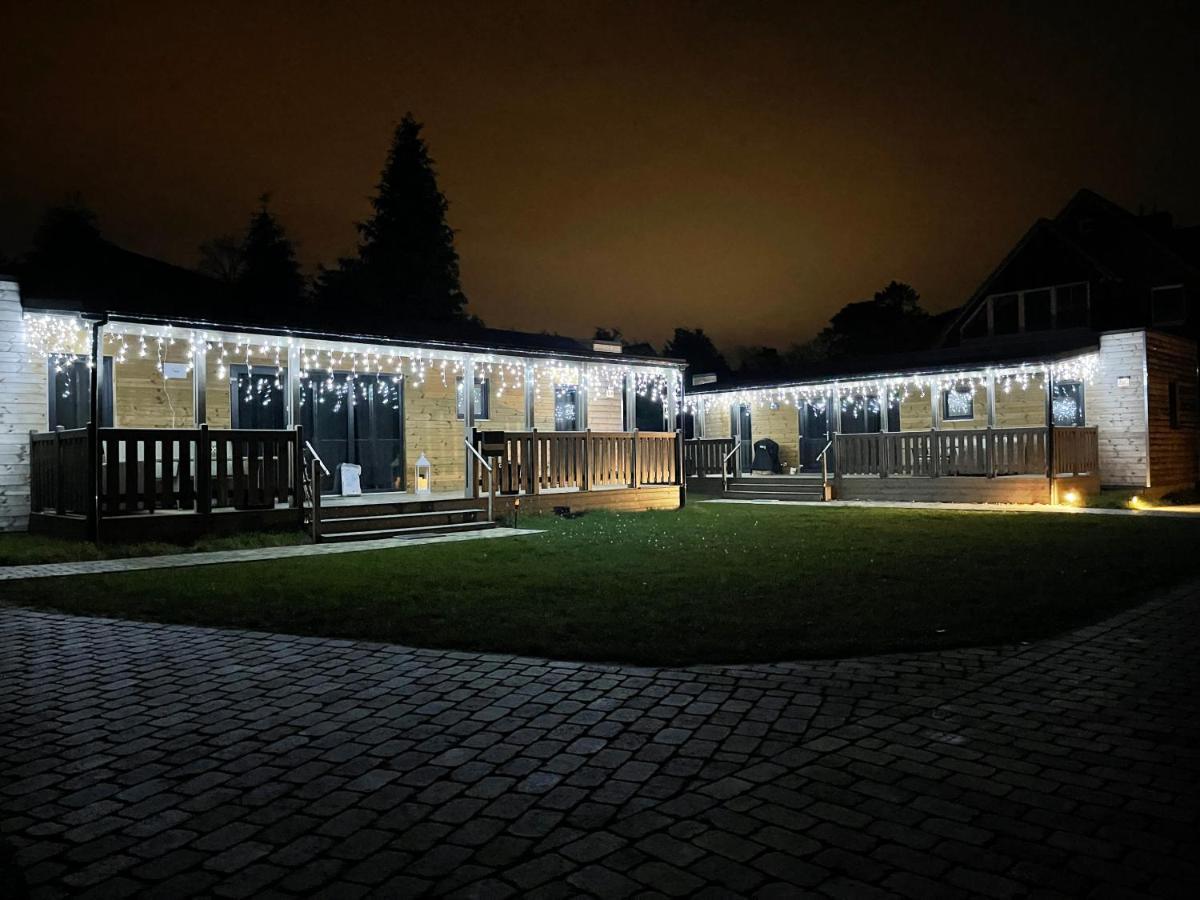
[555,385,578,430]
[635,393,664,431]
[1056,283,1088,327]
[1024,289,1052,331]
[48,356,112,429]
[355,379,404,491]
[961,306,988,340]
[1052,381,1084,426]
[232,366,286,429]
[1152,286,1186,325]
[992,294,1019,334]
[943,389,974,420]
[456,377,490,419]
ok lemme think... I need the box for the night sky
[2,1,1198,350]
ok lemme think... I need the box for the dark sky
[2,1,1198,350]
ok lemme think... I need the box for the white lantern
[415,453,432,495]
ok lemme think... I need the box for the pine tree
[353,113,468,327]
[237,194,305,319]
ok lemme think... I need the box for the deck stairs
[722,475,827,502]
[315,497,495,543]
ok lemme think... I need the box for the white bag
[339,463,362,496]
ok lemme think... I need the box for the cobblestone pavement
[2,586,1198,899]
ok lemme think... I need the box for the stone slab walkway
[2,586,1198,898]
[0,527,543,582]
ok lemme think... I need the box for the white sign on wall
[162,362,190,380]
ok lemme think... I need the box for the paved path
[2,587,1198,899]
[0,527,542,582]
[704,497,1200,518]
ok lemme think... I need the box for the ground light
[1061,488,1081,505]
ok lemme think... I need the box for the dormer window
[1151,285,1186,326]
[962,282,1089,340]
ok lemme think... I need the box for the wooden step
[319,520,496,543]
[319,497,486,519]
[724,490,824,502]
[318,508,483,535]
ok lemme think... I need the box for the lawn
[2,503,1199,665]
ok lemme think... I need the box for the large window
[554,385,578,431]
[965,282,1090,339]
[48,356,113,430]
[231,365,287,429]
[942,388,974,421]
[1052,381,1085,426]
[455,376,490,420]
[1151,285,1187,326]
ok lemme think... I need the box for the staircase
[722,475,827,502]
[314,497,495,543]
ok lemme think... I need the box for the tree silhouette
[197,233,245,284]
[238,194,305,317]
[662,327,730,384]
[792,281,931,362]
[319,114,468,331]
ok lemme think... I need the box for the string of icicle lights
[24,314,681,408]
[684,355,1101,417]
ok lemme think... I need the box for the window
[48,356,113,430]
[961,306,988,340]
[942,388,974,421]
[455,376,490,420]
[966,282,1090,340]
[1152,285,1187,326]
[1024,289,1052,331]
[554,385,578,430]
[992,294,1019,335]
[231,365,287,429]
[1052,381,1085,426]
[1055,282,1088,328]
[1169,381,1198,430]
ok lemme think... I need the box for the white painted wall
[1089,330,1148,487]
[0,280,49,531]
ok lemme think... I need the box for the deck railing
[30,426,94,516]
[473,429,681,497]
[683,437,735,477]
[31,424,304,522]
[834,426,1097,479]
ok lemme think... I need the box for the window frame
[47,355,113,430]
[230,363,289,430]
[1051,380,1086,427]
[941,388,975,422]
[1151,284,1187,327]
[965,281,1090,339]
[455,375,490,421]
[554,384,579,431]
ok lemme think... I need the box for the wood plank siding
[1145,330,1199,493]
[1089,331,1149,487]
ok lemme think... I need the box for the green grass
[3,504,1199,665]
[0,530,307,566]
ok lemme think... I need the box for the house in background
[0,249,687,542]
[685,190,1200,503]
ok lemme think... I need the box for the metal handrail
[305,441,330,476]
[464,438,495,523]
[721,440,742,493]
[815,439,834,495]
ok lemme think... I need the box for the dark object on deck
[751,439,781,473]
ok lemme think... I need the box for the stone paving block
[3,588,1199,899]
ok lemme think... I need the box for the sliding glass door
[300,372,404,493]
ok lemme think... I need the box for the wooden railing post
[53,426,65,515]
[292,425,304,511]
[310,457,322,543]
[86,421,99,541]
[197,423,212,516]
[530,428,540,495]
[929,428,940,478]
[985,426,994,478]
[581,429,592,491]
[630,430,640,488]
